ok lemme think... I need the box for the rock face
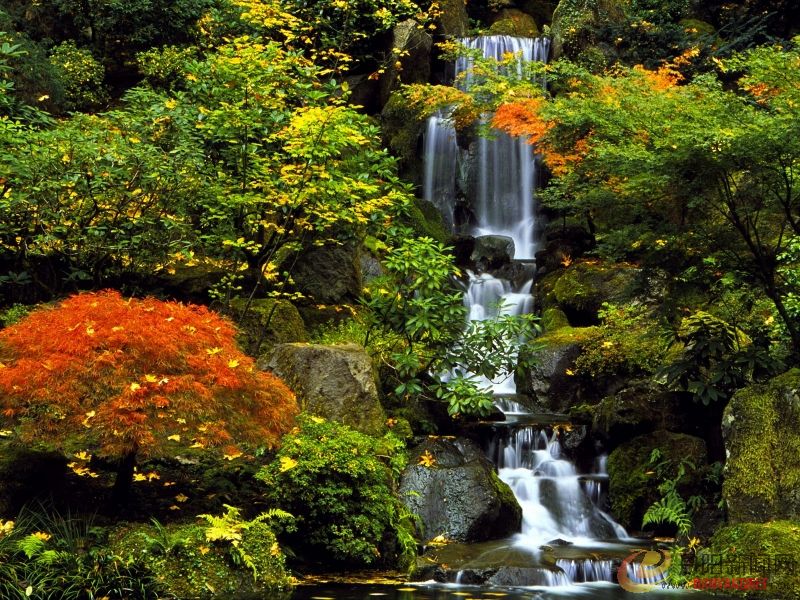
[291,244,361,304]
[380,19,432,105]
[607,430,707,530]
[399,437,522,542]
[722,370,800,523]
[550,0,627,61]
[261,343,386,436]
[437,0,470,36]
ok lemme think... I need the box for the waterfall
[421,35,632,589]
[423,36,550,259]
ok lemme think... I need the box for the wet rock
[380,92,425,186]
[722,369,800,523]
[261,343,386,436]
[535,224,595,274]
[399,437,522,542]
[550,0,627,61]
[487,566,565,586]
[471,235,515,270]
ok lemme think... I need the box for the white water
[423,36,550,259]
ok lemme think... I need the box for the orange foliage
[0,290,297,461]
[635,64,683,91]
[492,98,550,143]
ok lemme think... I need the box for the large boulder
[381,92,425,186]
[399,437,522,542]
[261,343,386,436]
[540,260,638,325]
[607,430,707,531]
[291,244,361,304]
[489,8,539,36]
[722,370,800,523]
[380,19,432,106]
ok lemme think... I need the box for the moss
[722,369,800,523]
[109,520,291,599]
[381,91,425,180]
[607,430,706,530]
[405,197,450,244]
[696,521,800,599]
[551,261,637,322]
[541,307,570,331]
[228,298,308,357]
[489,467,518,510]
[679,18,716,40]
[488,9,539,36]
[550,0,626,60]
[535,325,599,348]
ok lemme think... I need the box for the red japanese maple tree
[0,290,298,500]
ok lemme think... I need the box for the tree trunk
[111,448,137,506]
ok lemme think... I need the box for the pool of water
[290,582,737,600]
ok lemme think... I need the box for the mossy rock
[228,298,307,358]
[722,369,800,524]
[405,197,450,244]
[679,18,716,40]
[549,260,638,324]
[607,430,706,531]
[381,92,426,185]
[696,521,800,599]
[109,520,291,599]
[550,0,626,61]
[541,307,570,331]
[489,9,539,36]
[437,0,470,36]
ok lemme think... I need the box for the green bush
[48,41,107,112]
[256,414,416,568]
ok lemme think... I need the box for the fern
[642,490,692,536]
[199,505,245,543]
[16,535,46,559]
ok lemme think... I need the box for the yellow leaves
[206,347,222,356]
[688,536,701,551]
[85,326,95,336]
[32,531,51,542]
[169,505,181,511]
[175,493,189,503]
[73,450,91,461]
[133,471,160,482]
[428,534,449,546]
[167,434,181,442]
[310,415,325,424]
[270,541,281,556]
[144,374,158,383]
[0,519,14,538]
[223,449,243,461]
[418,450,436,468]
[82,411,96,428]
[164,99,178,110]
[67,462,100,478]
[0,430,12,437]
[565,368,576,376]
[129,382,141,392]
[227,359,240,369]
[199,545,210,555]
[279,456,298,472]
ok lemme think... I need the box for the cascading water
[423,35,632,589]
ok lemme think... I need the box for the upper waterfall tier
[423,35,550,260]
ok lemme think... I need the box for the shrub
[48,41,107,112]
[256,414,415,568]
[0,290,298,499]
